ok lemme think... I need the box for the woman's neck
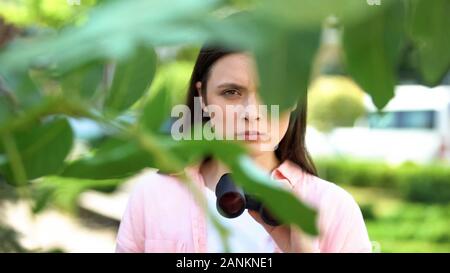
[252,151,281,174]
[200,152,281,192]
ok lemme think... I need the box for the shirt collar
[185,158,304,189]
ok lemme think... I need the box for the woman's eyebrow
[216,82,248,91]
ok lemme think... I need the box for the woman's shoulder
[117,169,198,252]
[127,169,196,202]
[297,170,360,214]
[301,173,371,252]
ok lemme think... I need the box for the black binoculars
[215,173,280,226]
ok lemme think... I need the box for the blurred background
[0,0,449,253]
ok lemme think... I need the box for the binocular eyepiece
[215,173,280,226]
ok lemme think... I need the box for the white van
[307,85,450,164]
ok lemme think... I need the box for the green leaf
[0,117,74,185]
[32,176,122,214]
[140,84,173,133]
[0,69,42,109]
[255,26,321,111]
[0,93,15,126]
[103,46,157,114]
[0,0,218,73]
[343,1,406,109]
[409,0,450,86]
[58,60,105,100]
[170,139,318,235]
[257,0,380,30]
[211,143,318,235]
[233,156,318,235]
[61,137,156,179]
[167,138,247,171]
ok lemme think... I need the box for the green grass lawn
[343,186,450,253]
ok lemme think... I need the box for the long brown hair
[185,45,317,176]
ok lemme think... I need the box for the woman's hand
[248,179,317,253]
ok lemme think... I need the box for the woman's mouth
[237,131,266,141]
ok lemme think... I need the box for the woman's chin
[243,140,276,154]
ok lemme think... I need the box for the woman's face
[196,53,294,155]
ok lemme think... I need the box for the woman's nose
[243,94,262,121]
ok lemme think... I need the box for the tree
[0,0,449,252]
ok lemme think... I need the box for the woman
[115,45,372,253]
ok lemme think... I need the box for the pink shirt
[115,159,372,253]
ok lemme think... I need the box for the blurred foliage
[0,117,73,184]
[408,0,450,86]
[0,0,449,252]
[0,0,97,28]
[342,0,405,109]
[317,157,450,204]
[308,76,366,132]
[0,179,24,252]
[345,186,450,252]
[146,60,194,106]
[0,223,26,252]
[32,176,123,213]
[367,203,450,252]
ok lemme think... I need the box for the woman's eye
[222,89,241,97]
